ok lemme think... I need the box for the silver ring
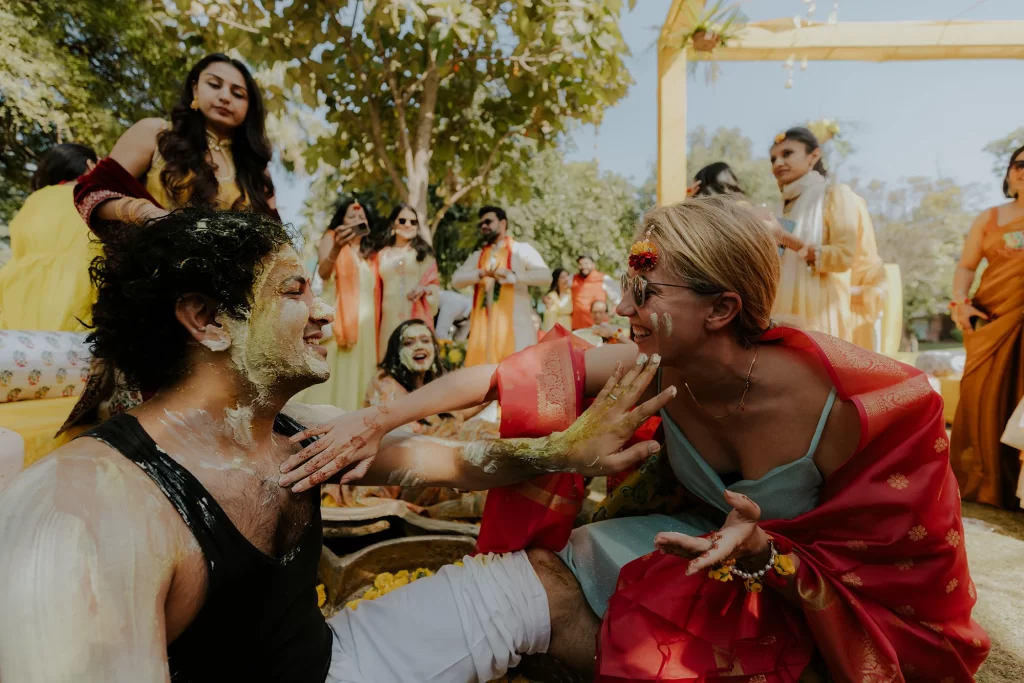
[608,393,619,402]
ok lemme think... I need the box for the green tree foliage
[175,0,637,238]
[984,127,1024,179]
[686,125,777,206]
[504,148,638,277]
[856,177,982,325]
[0,0,194,226]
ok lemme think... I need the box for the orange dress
[950,208,1024,508]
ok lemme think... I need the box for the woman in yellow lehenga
[0,144,99,331]
[62,53,278,429]
[949,144,1024,509]
[73,53,277,232]
[295,199,379,411]
[768,127,858,341]
[375,204,440,360]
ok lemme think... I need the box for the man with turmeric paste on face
[0,208,669,682]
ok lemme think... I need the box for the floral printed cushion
[0,330,91,403]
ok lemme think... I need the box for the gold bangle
[114,198,128,223]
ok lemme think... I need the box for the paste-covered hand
[278,405,389,493]
[553,353,675,476]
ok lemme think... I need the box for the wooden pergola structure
[657,0,1024,206]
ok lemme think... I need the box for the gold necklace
[205,130,235,181]
[683,344,758,419]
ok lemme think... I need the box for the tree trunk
[409,67,439,243]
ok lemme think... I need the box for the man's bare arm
[0,446,179,682]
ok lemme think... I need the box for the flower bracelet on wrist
[708,537,796,593]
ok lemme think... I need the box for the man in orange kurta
[570,255,610,330]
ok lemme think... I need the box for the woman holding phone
[298,198,379,411]
[949,144,1024,509]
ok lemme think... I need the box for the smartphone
[351,221,370,237]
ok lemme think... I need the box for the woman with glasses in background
[949,144,1024,509]
[375,203,440,361]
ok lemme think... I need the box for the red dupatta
[476,325,590,552]
[597,328,989,682]
[476,326,662,553]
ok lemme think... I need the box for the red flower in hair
[628,240,658,271]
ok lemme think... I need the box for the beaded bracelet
[708,539,796,593]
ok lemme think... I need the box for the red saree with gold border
[479,326,988,680]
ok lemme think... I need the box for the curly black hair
[88,208,292,392]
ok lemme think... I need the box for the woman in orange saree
[280,198,988,680]
[949,145,1024,509]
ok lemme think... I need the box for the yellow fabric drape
[293,259,378,412]
[850,195,887,351]
[0,396,84,469]
[0,184,100,331]
[144,123,244,210]
[465,239,517,367]
[772,184,858,340]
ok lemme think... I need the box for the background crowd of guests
[0,52,1022,513]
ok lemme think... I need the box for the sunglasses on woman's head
[620,273,706,307]
[397,217,418,226]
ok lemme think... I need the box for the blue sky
[276,0,1024,225]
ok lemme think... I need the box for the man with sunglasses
[451,205,552,366]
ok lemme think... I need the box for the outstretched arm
[0,449,179,681]
[280,354,674,493]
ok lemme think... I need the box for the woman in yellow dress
[541,268,573,331]
[73,53,277,232]
[949,144,1024,509]
[375,204,440,360]
[62,53,278,430]
[295,199,379,411]
[768,127,858,340]
[0,144,98,331]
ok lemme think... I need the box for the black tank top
[83,413,332,683]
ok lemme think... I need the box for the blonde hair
[638,196,779,345]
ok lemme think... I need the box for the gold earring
[190,98,199,110]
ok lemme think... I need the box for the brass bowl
[319,535,477,613]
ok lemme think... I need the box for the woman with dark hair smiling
[949,144,1024,509]
[768,127,859,341]
[74,53,277,234]
[375,203,440,360]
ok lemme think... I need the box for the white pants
[326,551,550,683]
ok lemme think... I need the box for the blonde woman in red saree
[281,197,987,681]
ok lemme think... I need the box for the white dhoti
[326,551,550,683]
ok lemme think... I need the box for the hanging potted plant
[682,1,746,54]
